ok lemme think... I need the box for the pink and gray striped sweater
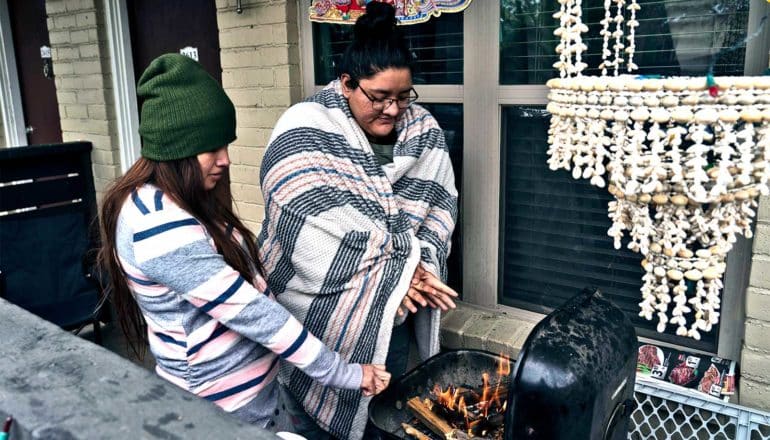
[116,184,362,427]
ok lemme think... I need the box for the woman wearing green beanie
[97,54,390,432]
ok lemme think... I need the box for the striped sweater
[116,184,362,427]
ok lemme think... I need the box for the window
[311,12,464,85]
[500,0,751,85]
[421,103,463,291]
[498,0,759,352]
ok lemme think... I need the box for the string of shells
[544,0,770,339]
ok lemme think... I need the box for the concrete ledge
[0,299,277,439]
[440,301,541,359]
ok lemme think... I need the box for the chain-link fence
[630,378,770,439]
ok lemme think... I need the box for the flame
[497,353,511,376]
[481,372,490,417]
[433,384,460,410]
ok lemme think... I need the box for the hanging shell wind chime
[546,0,770,339]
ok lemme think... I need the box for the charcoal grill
[368,288,638,440]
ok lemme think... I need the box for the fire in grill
[403,354,512,439]
[369,288,639,440]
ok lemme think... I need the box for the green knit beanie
[137,53,236,161]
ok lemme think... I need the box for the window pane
[420,103,463,292]
[500,0,751,85]
[312,12,464,85]
[499,106,717,351]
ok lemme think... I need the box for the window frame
[297,0,770,358]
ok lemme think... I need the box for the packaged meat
[636,343,738,401]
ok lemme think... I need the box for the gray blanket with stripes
[258,80,457,439]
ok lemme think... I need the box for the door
[127,0,231,199]
[127,0,222,83]
[8,0,62,145]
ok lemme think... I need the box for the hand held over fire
[398,265,458,317]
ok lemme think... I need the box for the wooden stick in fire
[407,396,459,440]
[401,422,433,440]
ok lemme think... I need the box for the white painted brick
[88,104,107,120]
[745,319,770,353]
[230,183,263,205]
[229,145,264,165]
[92,163,119,180]
[741,348,770,384]
[738,378,770,412]
[57,91,77,104]
[439,307,479,349]
[82,134,114,150]
[219,27,273,49]
[257,46,290,66]
[750,256,770,289]
[227,88,261,107]
[229,164,260,184]
[79,43,99,58]
[233,127,272,148]
[220,49,263,69]
[759,196,770,222]
[54,14,78,29]
[88,28,99,42]
[237,108,283,128]
[72,60,101,75]
[65,104,88,118]
[76,11,96,27]
[260,87,294,107]
[91,148,119,165]
[46,1,68,15]
[58,76,84,89]
[271,22,298,45]
[80,73,105,89]
[49,30,70,44]
[233,201,264,223]
[70,30,90,44]
[746,287,770,321]
[75,89,103,104]
[54,46,80,60]
[243,220,262,235]
[53,61,74,75]
[68,0,96,11]
[754,222,770,255]
[273,65,300,88]
[222,68,274,88]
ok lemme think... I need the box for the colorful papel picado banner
[309,0,473,25]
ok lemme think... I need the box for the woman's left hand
[397,265,458,316]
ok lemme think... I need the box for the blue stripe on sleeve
[280,328,308,359]
[153,331,186,347]
[202,356,279,402]
[132,190,150,215]
[154,190,164,211]
[133,218,200,242]
[199,277,246,314]
[187,324,230,356]
[126,273,157,286]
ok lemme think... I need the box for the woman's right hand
[360,364,391,397]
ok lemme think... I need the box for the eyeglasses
[358,86,419,111]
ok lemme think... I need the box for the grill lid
[504,288,638,440]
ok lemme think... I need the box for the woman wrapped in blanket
[258,3,459,439]
[96,54,389,433]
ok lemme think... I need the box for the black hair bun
[354,2,398,42]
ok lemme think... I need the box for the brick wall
[215,0,301,233]
[45,0,120,198]
[743,197,770,411]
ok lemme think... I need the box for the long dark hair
[339,2,414,88]
[97,156,260,359]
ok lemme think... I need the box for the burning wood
[404,354,511,440]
